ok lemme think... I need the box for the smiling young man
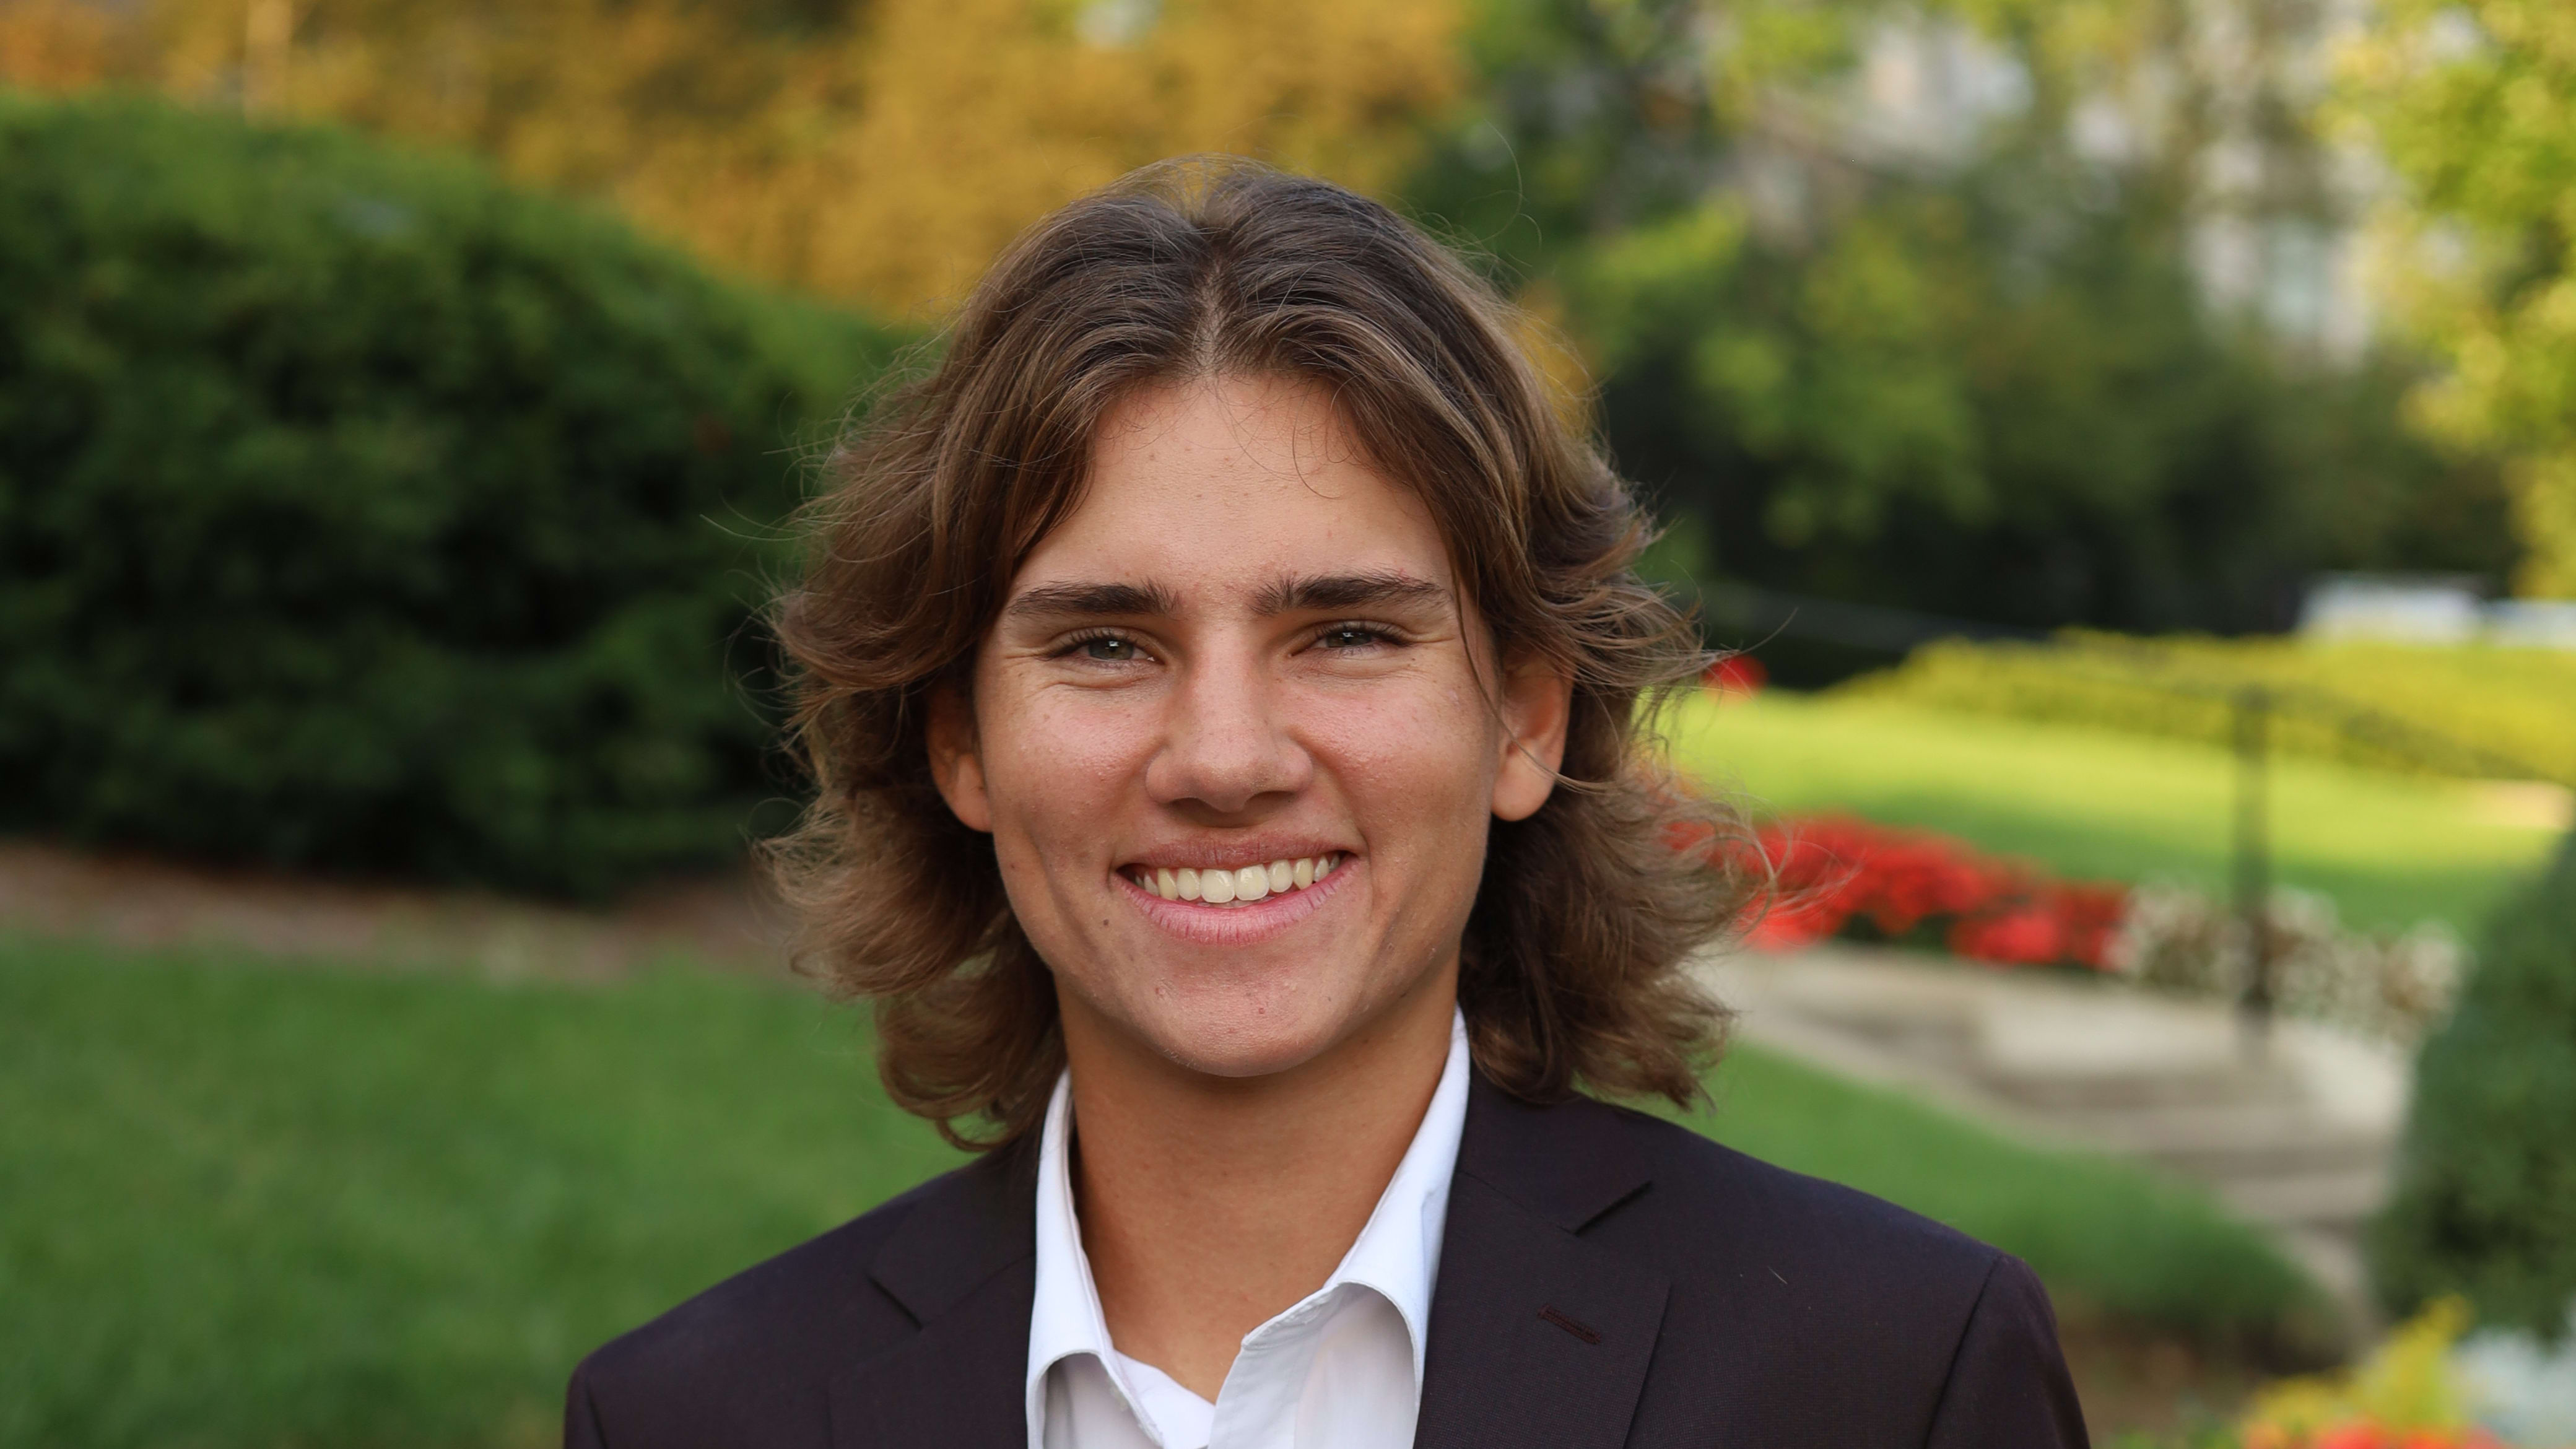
[564,162,2091,1449]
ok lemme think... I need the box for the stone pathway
[1699,942,2411,1328]
[0,840,789,979]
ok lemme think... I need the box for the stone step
[2214,1167,2393,1229]
[1973,1063,2310,1114]
[2276,1225,2374,1315]
[2022,1103,2391,1178]
[1769,1006,1980,1062]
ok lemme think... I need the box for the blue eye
[1079,636,1138,662]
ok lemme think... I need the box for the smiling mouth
[1122,854,1342,907]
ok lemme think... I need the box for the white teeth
[1134,855,1348,906]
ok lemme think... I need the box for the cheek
[982,691,1159,850]
[1303,684,1499,828]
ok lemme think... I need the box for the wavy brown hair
[770,159,1750,1149]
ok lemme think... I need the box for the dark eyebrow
[1001,572,1449,626]
[1253,571,1450,616]
[1002,580,1183,623]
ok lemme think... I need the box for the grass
[1838,635,2576,788]
[1665,689,2564,935]
[0,936,958,1449]
[1,933,2316,1448]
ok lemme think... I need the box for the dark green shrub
[2371,829,2576,1336]
[0,93,901,894]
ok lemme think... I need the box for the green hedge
[1835,633,2576,787]
[0,94,900,894]
[2370,829,2576,1336]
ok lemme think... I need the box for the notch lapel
[1413,1080,1671,1449]
[829,1143,1039,1449]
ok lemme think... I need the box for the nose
[1146,634,1311,817]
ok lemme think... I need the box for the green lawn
[1,934,2315,1448]
[1664,690,2563,934]
[0,938,959,1449]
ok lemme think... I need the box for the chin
[1138,987,1358,1079]
[1076,954,1378,1081]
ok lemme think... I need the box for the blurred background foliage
[2335,0,2576,598]
[0,0,2551,647]
[2372,832,2576,1340]
[1839,633,2576,786]
[0,92,897,894]
[0,0,1466,314]
[1399,0,2518,675]
[0,0,2564,879]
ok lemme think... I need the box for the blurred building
[2300,573,2576,648]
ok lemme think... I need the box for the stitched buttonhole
[1538,1306,1602,1344]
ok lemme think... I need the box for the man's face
[929,373,1569,1080]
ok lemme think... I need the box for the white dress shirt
[1023,1010,1471,1449]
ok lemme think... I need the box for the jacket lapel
[820,1081,1671,1449]
[829,1141,1040,1449]
[1413,1079,1671,1449]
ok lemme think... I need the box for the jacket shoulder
[1601,1098,2006,1287]
[1581,1101,2083,1443]
[1445,1081,2084,1444]
[565,1170,954,1447]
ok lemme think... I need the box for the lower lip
[1116,861,1357,946]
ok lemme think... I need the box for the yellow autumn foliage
[794,0,1463,313]
[2335,0,2576,597]
[2239,1298,2479,1447]
[0,0,1463,316]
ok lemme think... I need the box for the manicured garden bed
[1837,636,2576,790]
[1665,690,2561,936]
[1,931,2318,1448]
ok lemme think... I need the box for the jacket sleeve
[1923,1254,2091,1449]
[564,1359,609,1449]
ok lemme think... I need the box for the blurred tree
[0,0,1463,316]
[0,93,897,893]
[742,0,1464,311]
[3,0,2524,629]
[2371,827,2576,1337]
[1566,149,2509,645]
[2339,1,2576,597]
[0,0,863,246]
[0,0,133,89]
[1406,0,2513,665]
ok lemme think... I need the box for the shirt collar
[1322,1007,1471,1387]
[1022,1009,1473,1447]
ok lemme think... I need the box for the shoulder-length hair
[770,158,1747,1149]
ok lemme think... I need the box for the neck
[1058,961,1458,1401]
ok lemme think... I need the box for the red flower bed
[1689,814,2128,970]
[2246,1428,2505,1449]
[1702,653,1769,695]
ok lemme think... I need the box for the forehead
[1008,375,1453,603]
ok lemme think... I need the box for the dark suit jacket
[567,1074,2091,1447]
